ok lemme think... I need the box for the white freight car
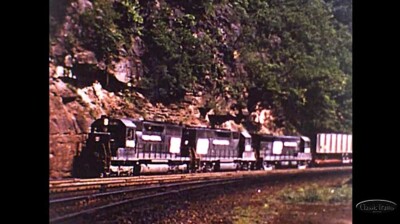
[315,133,352,165]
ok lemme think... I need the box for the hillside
[49,0,352,178]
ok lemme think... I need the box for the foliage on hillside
[50,0,352,136]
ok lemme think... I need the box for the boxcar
[314,133,352,165]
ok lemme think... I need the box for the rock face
[250,109,284,135]
[49,77,126,178]
[48,75,209,178]
[49,78,92,178]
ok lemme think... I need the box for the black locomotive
[76,116,350,177]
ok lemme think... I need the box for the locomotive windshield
[126,128,135,140]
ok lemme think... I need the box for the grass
[231,181,352,224]
[232,205,272,224]
[279,183,352,203]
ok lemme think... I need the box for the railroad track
[49,172,240,199]
[49,168,352,198]
[50,178,241,223]
[49,167,351,223]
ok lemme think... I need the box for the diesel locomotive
[76,115,351,177]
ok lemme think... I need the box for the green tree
[140,2,213,102]
[233,0,352,135]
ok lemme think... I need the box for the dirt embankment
[87,169,352,224]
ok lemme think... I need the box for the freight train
[75,116,352,177]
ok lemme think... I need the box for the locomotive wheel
[235,163,241,171]
[213,163,220,172]
[297,163,307,169]
[263,162,275,170]
[248,162,254,170]
[133,165,141,176]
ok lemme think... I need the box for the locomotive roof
[134,119,183,128]
[101,116,239,132]
[301,136,310,142]
[241,131,251,138]
[252,133,302,141]
[183,125,238,133]
[119,118,137,128]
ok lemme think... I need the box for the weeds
[280,183,352,203]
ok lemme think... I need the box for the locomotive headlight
[245,144,252,152]
[103,118,109,126]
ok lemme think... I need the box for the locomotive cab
[297,136,312,168]
[79,116,138,177]
[239,131,256,170]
